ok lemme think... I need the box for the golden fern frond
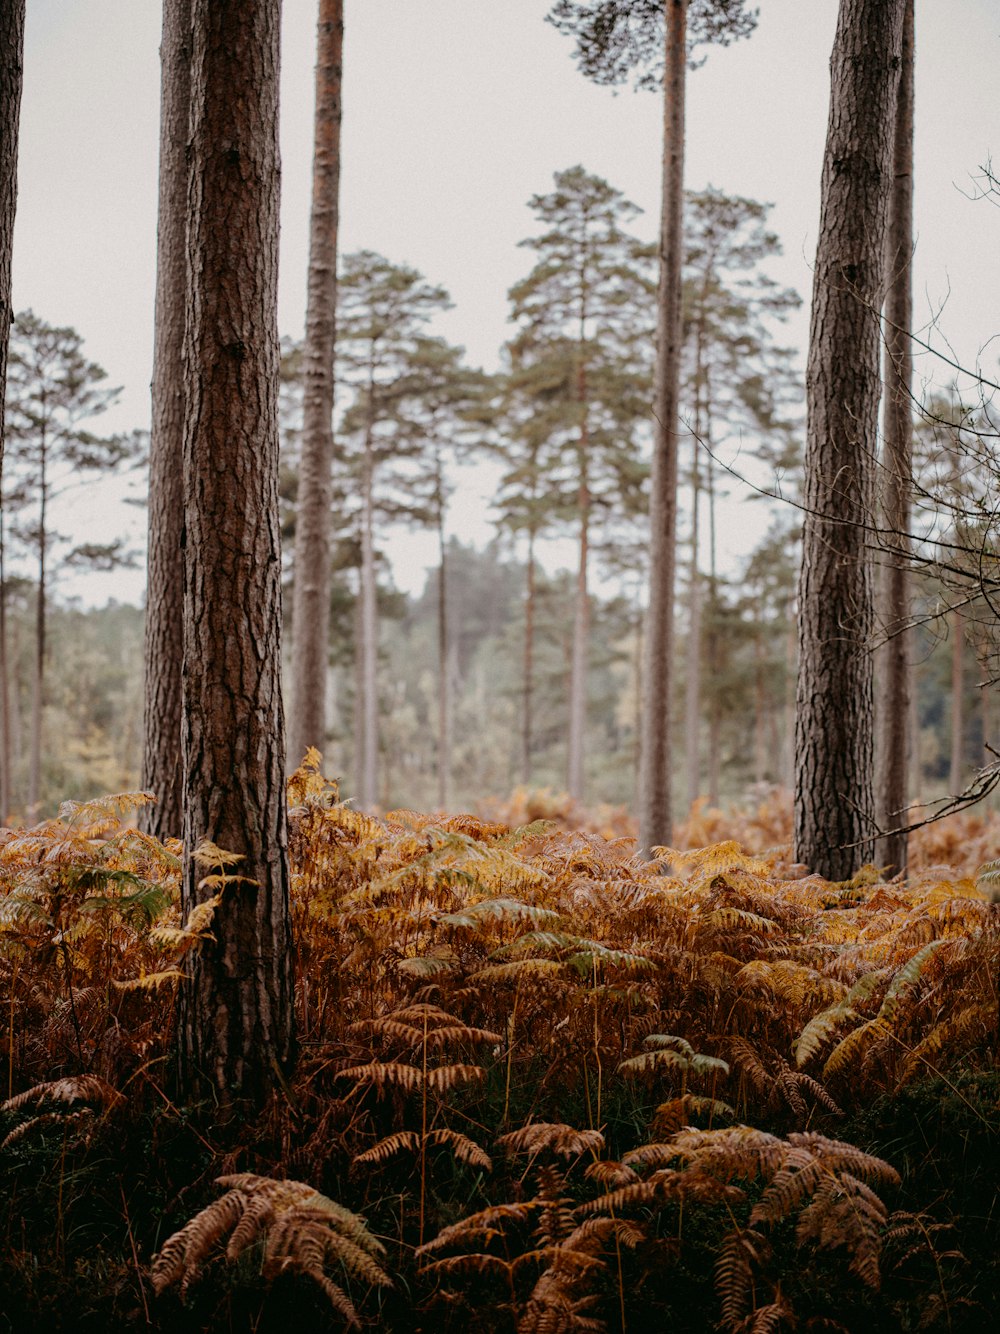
[470,958,564,983]
[417,1201,538,1257]
[877,939,949,1022]
[426,1063,486,1093]
[822,1017,892,1084]
[716,1226,770,1329]
[57,790,157,828]
[497,1123,605,1161]
[794,971,882,1067]
[114,968,184,992]
[353,1131,421,1166]
[437,897,559,931]
[151,1187,245,1298]
[422,1023,503,1049]
[583,1159,639,1190]
[2,1073,123,1115]
[424,1128,492,1170]
[1,1107,95,1149]
[794,1171,890,1287]
[898,1003,993,1083]
[336,1061,423,1093]
[419,1252,512,1281]
[149,894,220,954]
[152,1174,388,1315]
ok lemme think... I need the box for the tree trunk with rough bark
[794,0,904,880]
[27,433,46,822]
[684,412,702,812]
[949,609,964,796]
[435,464,450,810]
[567,352,590,802]
[638,0,686,856]
[289,0,343,770]
[522,527,536,787]
[356,408,378,810]
[178,0,293,1105]
[140,0,191,840]
[0,1,23,824]
[875,0,914,876]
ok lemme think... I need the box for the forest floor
[1,763,997,1331]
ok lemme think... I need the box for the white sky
[10,0,1000,605]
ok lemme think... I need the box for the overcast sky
[10,0,1000,604]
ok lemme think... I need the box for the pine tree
[794,0,905,879]
[548,0,757,852]
[875,0,915,874]
[507,164,653,802]
[288,0,343,771]
[140,0,191,840]
[335,251,453,810]
[179,0,293,1104]
[0,0,24,825]
[4,312,134,821]
[679,188,800,808]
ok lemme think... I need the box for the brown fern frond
[426,1062,486,1093]
[425,1127,492,1170]
[152,1174,388,1314]
[417,1202,538,1256]
[583,1160,638,1189]
[336,1061,423,1093]
[716,1226,770,1329]
[353,1130,421,1166]
[2,1073,123,1115]
[1,1107,95,1149]
[498,1122,605,1161]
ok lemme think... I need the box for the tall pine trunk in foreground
[289,0,343,769]
[140,0,191,840]
[794,0,904,880]
[875,0,914,875]
[179,0,293,1103]
[0,0,24,825]
[638,0,686,855]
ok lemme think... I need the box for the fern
[151,1173,389,1321]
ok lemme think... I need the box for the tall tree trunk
[0,510,10,823]
[27,435,46,822]
[638,0,686,856]
[949,608,964,795]
[140,0,191,840]
[753,628,766,786]
[875,0,914,875]
[567,357,590,802]
[435,465,450,810]
[705,405,721,807]
[0,0,23,492]
[794,0,904,880]
[357,409,378,810]
[684,418,702,811]
[522,526,536,787]
[179,0,293,1105]
[289,0,343,769]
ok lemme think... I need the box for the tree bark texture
[140,0,191,841]
[288,0,343,770]
[436,492,450,810]
[638,0,686,856]
[949,608,964,795]
[27,434,46,822]
[794,0,904,880]
[874,0,914,876]
[357,411,378,810]
[0,1,24,823]
[684,419,702,812]
[178,0,293,1103]
[567,364,590,802]
[522,529,536,787]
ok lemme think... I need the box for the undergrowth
[0,755,997,1330]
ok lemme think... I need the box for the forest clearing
[1,1,999,1330]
